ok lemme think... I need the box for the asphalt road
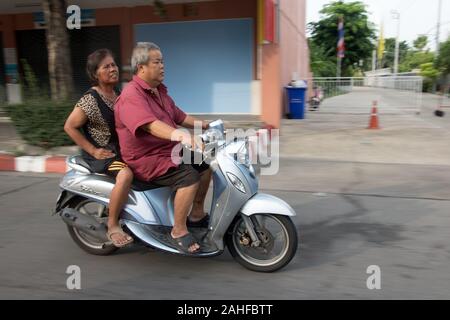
[1,157,449,299]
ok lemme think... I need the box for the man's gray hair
[131,42,161,74]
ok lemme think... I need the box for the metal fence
[307,76,423,114]
[364,76,423,91]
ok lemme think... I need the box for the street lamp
[391,10,400,76]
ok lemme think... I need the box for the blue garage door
[135,19,253,113]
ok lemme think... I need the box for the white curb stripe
[15,156,49,173]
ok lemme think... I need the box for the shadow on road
[297,218,406,269]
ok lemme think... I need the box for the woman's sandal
[169,232,201,254]
[106,226,134,248]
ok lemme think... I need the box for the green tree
[399,51,435,72]
[20,59,41,100]
[413,35,428,51]
[436,37,450,75]
[309,40,336,77]
[308,1,376,76]
[382,38,410,70]
[42,0,74,101]
[420,62,441,80]
[420,62,441,92]
[399,35,435,72]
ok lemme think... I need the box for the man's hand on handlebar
[202,120,210,130]
[180,133,204,152]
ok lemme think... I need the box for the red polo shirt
[115,75,187,181]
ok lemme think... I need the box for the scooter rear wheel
[66,197,118,255]
[226,214,298,272]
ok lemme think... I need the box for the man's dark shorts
[151,162,210,191]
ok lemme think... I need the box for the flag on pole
[337,17,345,58]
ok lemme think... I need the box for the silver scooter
[54,120,298,272]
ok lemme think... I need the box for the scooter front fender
[240,193,296,217]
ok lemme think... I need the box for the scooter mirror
[208,119,225,134]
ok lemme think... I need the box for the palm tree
[42,0,74,101]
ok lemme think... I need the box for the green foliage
[0,85,6,103]
[309,40,337,77]
[381,38,410,70]
[413,35,428,51]
[6,59,75,149]
[20,59,43,100]
[420,62,442,93]
[398,36,435,73]
[420,62,441,80]
[5,100,75,149]
[308,1,376,76]
[436,37,450,75]
[399,51,435,73]
[20,59,50,101]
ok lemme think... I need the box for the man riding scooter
[56,42,298,272]
[115,42,211,254]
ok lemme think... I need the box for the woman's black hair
[86,48,115,86]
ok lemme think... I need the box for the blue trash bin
[286,82,307,119]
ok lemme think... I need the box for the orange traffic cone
[368,101,380,129]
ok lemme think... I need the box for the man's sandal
[187,214,209,228]
[106,226,134,248]
[169,232,200,254]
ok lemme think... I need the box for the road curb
[0,154,68,173]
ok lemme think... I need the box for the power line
[397,0,418,15]
[422,21,450,36]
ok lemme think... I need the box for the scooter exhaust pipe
[61,208,109,242]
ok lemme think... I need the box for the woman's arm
[64,107,115,159]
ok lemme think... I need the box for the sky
[307,0,450,51]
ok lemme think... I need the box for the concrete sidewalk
[280,113,450,166]
[280,89,450,166]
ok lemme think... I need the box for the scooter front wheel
[226,214,298,272]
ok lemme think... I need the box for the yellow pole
[257,0,265,44]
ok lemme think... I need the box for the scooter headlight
[226,172,246,193]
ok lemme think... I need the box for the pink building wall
[279,0,311,114]
[261,0,310,127]
[261,43,282,128]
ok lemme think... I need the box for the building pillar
[261,43,281,128]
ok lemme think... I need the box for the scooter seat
[72,156,93,173]
[71,155,162,191]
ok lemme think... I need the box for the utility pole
[391,10,400,75]
[372,50,376,72]
[337,58,342,78]
[435,0,442,55]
